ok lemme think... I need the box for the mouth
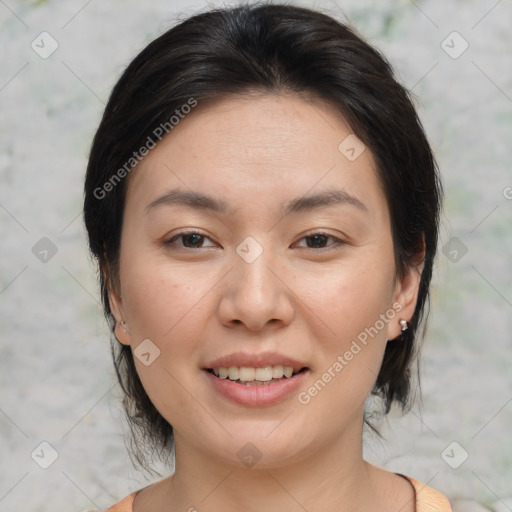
[203,365,310,406]
[205,365,309,386]
[201,352,310,405]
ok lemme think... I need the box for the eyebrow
[145,188,368,216]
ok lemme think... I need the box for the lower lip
[203,369,308,407]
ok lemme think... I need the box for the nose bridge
[235,235,279,305]
[218,235,294,330]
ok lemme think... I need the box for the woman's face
[110,93,421,468]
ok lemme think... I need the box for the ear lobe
[388,261,424,341]
[103,264,131,346]
[387,235,426,340]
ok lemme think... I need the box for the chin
[203,431,307,470]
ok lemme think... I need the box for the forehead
[124,92,386,219]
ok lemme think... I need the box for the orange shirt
[107,474,452,511]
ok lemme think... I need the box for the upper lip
[203,352,308,372]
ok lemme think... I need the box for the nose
[217,243,295,332]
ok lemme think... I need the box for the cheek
[119,260,212,425]
[298,258,396,346]
[120,255,214,342]
[294,252,396,411]
[296,273,392,428]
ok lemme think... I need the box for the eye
[163,230,344,251]
[294,231,344,250]
[164,231,217,249]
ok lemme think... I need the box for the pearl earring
[117,320,128,332]
[399,319,408,332]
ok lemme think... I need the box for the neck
[163,419,377,512]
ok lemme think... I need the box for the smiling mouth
[205,366,309,386]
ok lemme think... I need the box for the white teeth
[239,367,255,382]
[272,365,284,378]
[255,366,273,381]
[228,366,239,380]
[211,365,299,382]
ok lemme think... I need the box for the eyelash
[164,230,345,251]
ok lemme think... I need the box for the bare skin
[109,92,421,512]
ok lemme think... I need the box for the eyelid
[163,229,346,251]
[293,230,346,249]
[165,230,218,249]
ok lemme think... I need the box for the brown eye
[165,231,216,249]
[295,232,343,250]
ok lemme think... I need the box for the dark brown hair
[83,2,442,474]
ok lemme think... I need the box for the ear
[388,240,425,340]
[103,264,132,346]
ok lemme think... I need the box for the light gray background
[1,1,511,511]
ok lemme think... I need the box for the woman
[84,3,451,511]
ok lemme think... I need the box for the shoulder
[399,474,453,512]
[106,491,138,512]
[105,474,452,512]
[106,476,170,511]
